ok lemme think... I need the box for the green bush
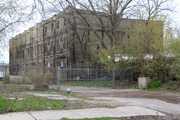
[147,77,162,89]
[90,55,101,68]
[26,71,34,81]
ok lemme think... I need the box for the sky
[0,0,180,64]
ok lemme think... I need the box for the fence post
[70,63,71,81]
[101,69,103,87]
[57,67,60,90]
[131,68,133,83]
[34,67,36,89]
[4,67,6,89]
[90,69,91,90]
[88,69,89,87]
[112,67,115,89]
[124,68,126,80]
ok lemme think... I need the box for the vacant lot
[0,83,180,120]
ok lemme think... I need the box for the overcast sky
[0,0,180,64]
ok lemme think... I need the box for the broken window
[61,48,63,54]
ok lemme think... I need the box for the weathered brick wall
[9,7,164,72]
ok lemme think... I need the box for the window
[44,27,47,35]
[61,48,63,54]
[38,45,40,54]
[60,59,64,68]
[56,40,59,50]
[57,21,59,29]
[63,37,66,48]
[36,28,38,38]
[60,33,63,42]
[41,44,43,53]
[50,41,53,51]
[51,23,54,31]
[48,37,50,45]
[64,18,66,25]
[34,46,36,54]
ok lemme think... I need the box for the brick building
[9,7,164,75]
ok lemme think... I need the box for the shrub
[28,70,56,88]
[2,75,10,84]
[91,55,101,68]
[26,71,34,81]
[147,77,162,89]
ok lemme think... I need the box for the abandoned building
[9,6,164,75]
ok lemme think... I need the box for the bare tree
[65,0,136,49]
[30,0,175,64]
[0,0,31,55]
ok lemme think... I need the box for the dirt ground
[76,89,180,120]
[77,89,180,104]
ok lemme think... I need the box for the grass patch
[33,87,48,91]
[0,94,68,114]
[0,84,32,93]
[60,116,166,120]
[61,80,112,88]
[61,117,117,120]
[127,83,138,89]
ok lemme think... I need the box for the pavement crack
[26,111,37,120]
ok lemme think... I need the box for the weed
[147,77,162,89]
[33,87,48,91]
[127,83,138,89]
[0,94,68,114]
[0,95,10,114]
[61,80,112,88]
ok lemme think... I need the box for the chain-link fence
[0,65,134,90]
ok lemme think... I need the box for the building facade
[9,7,164,75]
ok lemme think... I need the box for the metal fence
[0,65,8,88]
[0,65,134,90]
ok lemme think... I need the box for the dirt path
[77,89,180,104]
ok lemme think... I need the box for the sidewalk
[0,106,165,120]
